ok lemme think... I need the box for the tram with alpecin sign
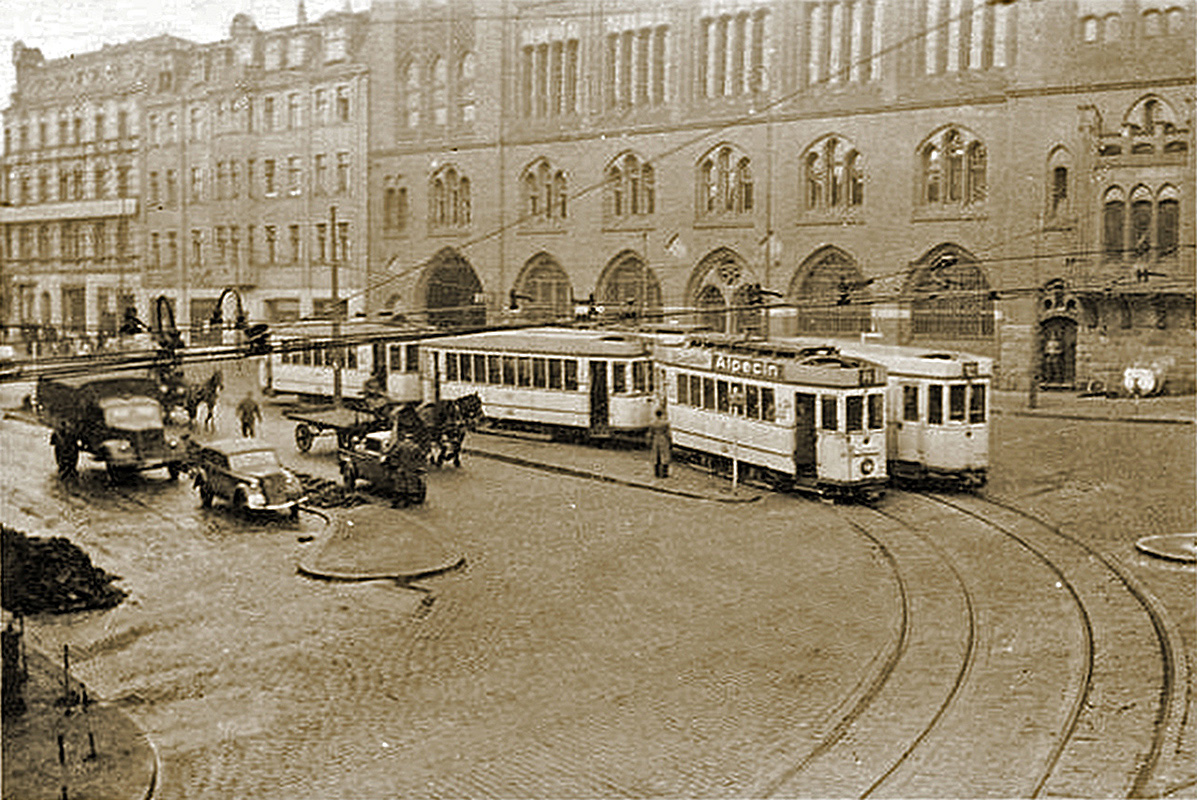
[657,334,889,499]
[422,327,657,439]
[780,338,992,487]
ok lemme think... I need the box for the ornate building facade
[367,0,1195,391]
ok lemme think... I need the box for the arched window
[1158,185,1179,259]
[1130,185,1153,260]
[405,63,421,128]
[605,153,656,219]
[1166,6,1186,34]
[1104,13,1121,40]
[430,165,471,230]
[1143,9,1162,37]
[791,248,871,334]
[919,127,987,207]
[515,254,572,322]
[697,144,753,219]
[383,177,407,233]
[521,159,567,222]
[1103,186,1126,261]
[431,57,448,126]
[600,252,662,317]
[1082,15,1099,42]
[909,249,994,339]
[803,135,864,211]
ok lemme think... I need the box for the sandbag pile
[1,526,127,615]
[294,473,371,509]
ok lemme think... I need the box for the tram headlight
[860,457,875,476]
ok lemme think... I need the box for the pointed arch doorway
[421,248,486,328]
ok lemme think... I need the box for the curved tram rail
[762,489,1182,798]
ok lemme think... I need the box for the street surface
[1,363,1193,798]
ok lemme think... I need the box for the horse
[416,393,483,468]
[184,369,223,430]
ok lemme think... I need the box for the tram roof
[778,337,994,380]
[423,327,651,357]
[659,339,887,389]
[270,319,434,341]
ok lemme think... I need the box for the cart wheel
[294,423,314,452]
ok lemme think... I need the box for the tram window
[716,380,729,413]
[969,384,986,423]
[487,355,501,384]
[532,357,547,388]
[474,354,487,383]
[903,386,919,421]
[868,393,885,429]
[746,384,760,418]
[460,352,473,381]
[445,352,458,381]
[613,362,627,393]
[822,396,838,430]
[406,345,420,373]
[564,360,578,390]
[502,356,516,386]
[702,378,716,410]
[677,373,689,405]
[761,387,775,422]
[846,396,864,431]
[647,362,654,392]
[302,347,313,366]
[632,361,647,392]
[928,385,944,424]
[690,375,702,407]
[388,344,402,371]
[517,357,532,387]
[347,347,358,370]
[548,358,562,389]
[949,384,966,421]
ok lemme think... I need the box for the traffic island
[298,504,465,581]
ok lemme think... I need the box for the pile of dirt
[1,526,127,615]
[295,473,371,509]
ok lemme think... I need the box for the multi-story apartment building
[0,38,153,344]
[1,6,369,348]
[367,0,1195,392]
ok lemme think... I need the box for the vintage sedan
[192,438,307,518]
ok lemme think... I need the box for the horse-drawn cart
[285,405,391,453]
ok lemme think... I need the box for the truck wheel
[233,487,248,511]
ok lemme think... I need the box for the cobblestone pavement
[2,367,1193,798]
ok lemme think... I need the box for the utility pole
[330,204,341,407]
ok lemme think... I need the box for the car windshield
[100,398,162,431]
[228,450,281,473]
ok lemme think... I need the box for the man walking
[236,391,262,438]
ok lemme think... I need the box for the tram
[781,338,992,487]
[259,321,431,405]
[422,327,657,438]
[658,334,889,499]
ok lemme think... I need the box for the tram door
[794,392,816,472]
[589,361,609,433]
[372,342,388,381]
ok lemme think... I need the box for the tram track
[919,490,1184,799]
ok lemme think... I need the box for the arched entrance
[686,248,762,334]
[514,253,572,323]
[421,248,486,329]
[788,246,871,334]
[597,250,662,321]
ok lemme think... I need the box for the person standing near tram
[648,407,672,478]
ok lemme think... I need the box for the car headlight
[860,458,875,475]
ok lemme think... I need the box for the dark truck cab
[37,372,184,479]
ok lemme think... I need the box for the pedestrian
[648,407,671,478]
[236,390,262,438]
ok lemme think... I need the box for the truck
[36,371,186,480]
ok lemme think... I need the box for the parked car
[339,430,427,507]
[192,438,306,518]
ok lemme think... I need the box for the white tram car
[782,338,992,487]
[423,327,657,438]
[259,322,430,405]
[658,336,889,498]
